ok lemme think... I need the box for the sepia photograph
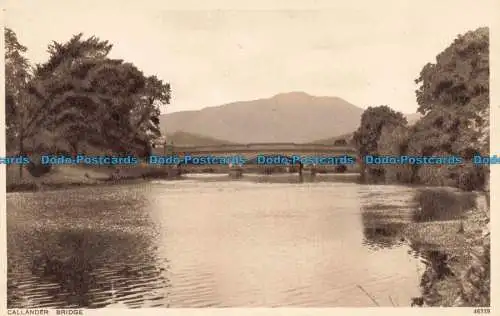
[2,0,493,312]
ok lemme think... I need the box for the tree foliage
[377,125,413,183]
[415,27,488,116]
[353,105,407,156]
[353,105,408,181]
[353,27,489,190]
[410,27,489,190]
[412,27,489,157]
[5,28,32,151]
[5,29,171,163]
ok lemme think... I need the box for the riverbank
[403,189,490,307]
[6,164,181,193]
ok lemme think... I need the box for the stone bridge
[152,143,360,175]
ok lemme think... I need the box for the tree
[5,28,35,177]
[413,27,489,156]
[353,105,407,156]
[408,27,489,190]
[353,105,407,181]
[5,28,32,151]
[28,33,170,157]
[5,29,172,179]
[21,34,117,161]
[129,75,171,156]
[377,125,412,183]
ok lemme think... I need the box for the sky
[4,0,493,114]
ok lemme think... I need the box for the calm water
[7,174,465,308]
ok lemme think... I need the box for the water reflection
[30,230,97,307]
[8,179,478,308]
[359,186,416,250]
[412,189,476,222]
[362,219,406,249]
[7,187,169,308]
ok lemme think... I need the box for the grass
[6,163,179,192]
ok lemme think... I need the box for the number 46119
[473,308,491,314]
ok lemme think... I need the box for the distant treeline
[352,27,489,191]
[5,28,171,177]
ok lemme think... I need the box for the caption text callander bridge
[152,143,361,177]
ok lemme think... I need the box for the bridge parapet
[153,143,356,155]
[150,143,360,174]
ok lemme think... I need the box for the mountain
[160,92,363,143]
[165,131,237,146]
[160,92,422,144]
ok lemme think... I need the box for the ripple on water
[8,181,441,307]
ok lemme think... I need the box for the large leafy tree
[28,33,170,156]
[5,29,172,178]
[29,34,144,154]
[408,27,489,190]
[5,28,32,153]
[27,35,116,154]
[412,27,489,157]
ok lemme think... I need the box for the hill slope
[160,92,421,143]
[165,131,237,146]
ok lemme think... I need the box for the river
[7,174,470,308]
